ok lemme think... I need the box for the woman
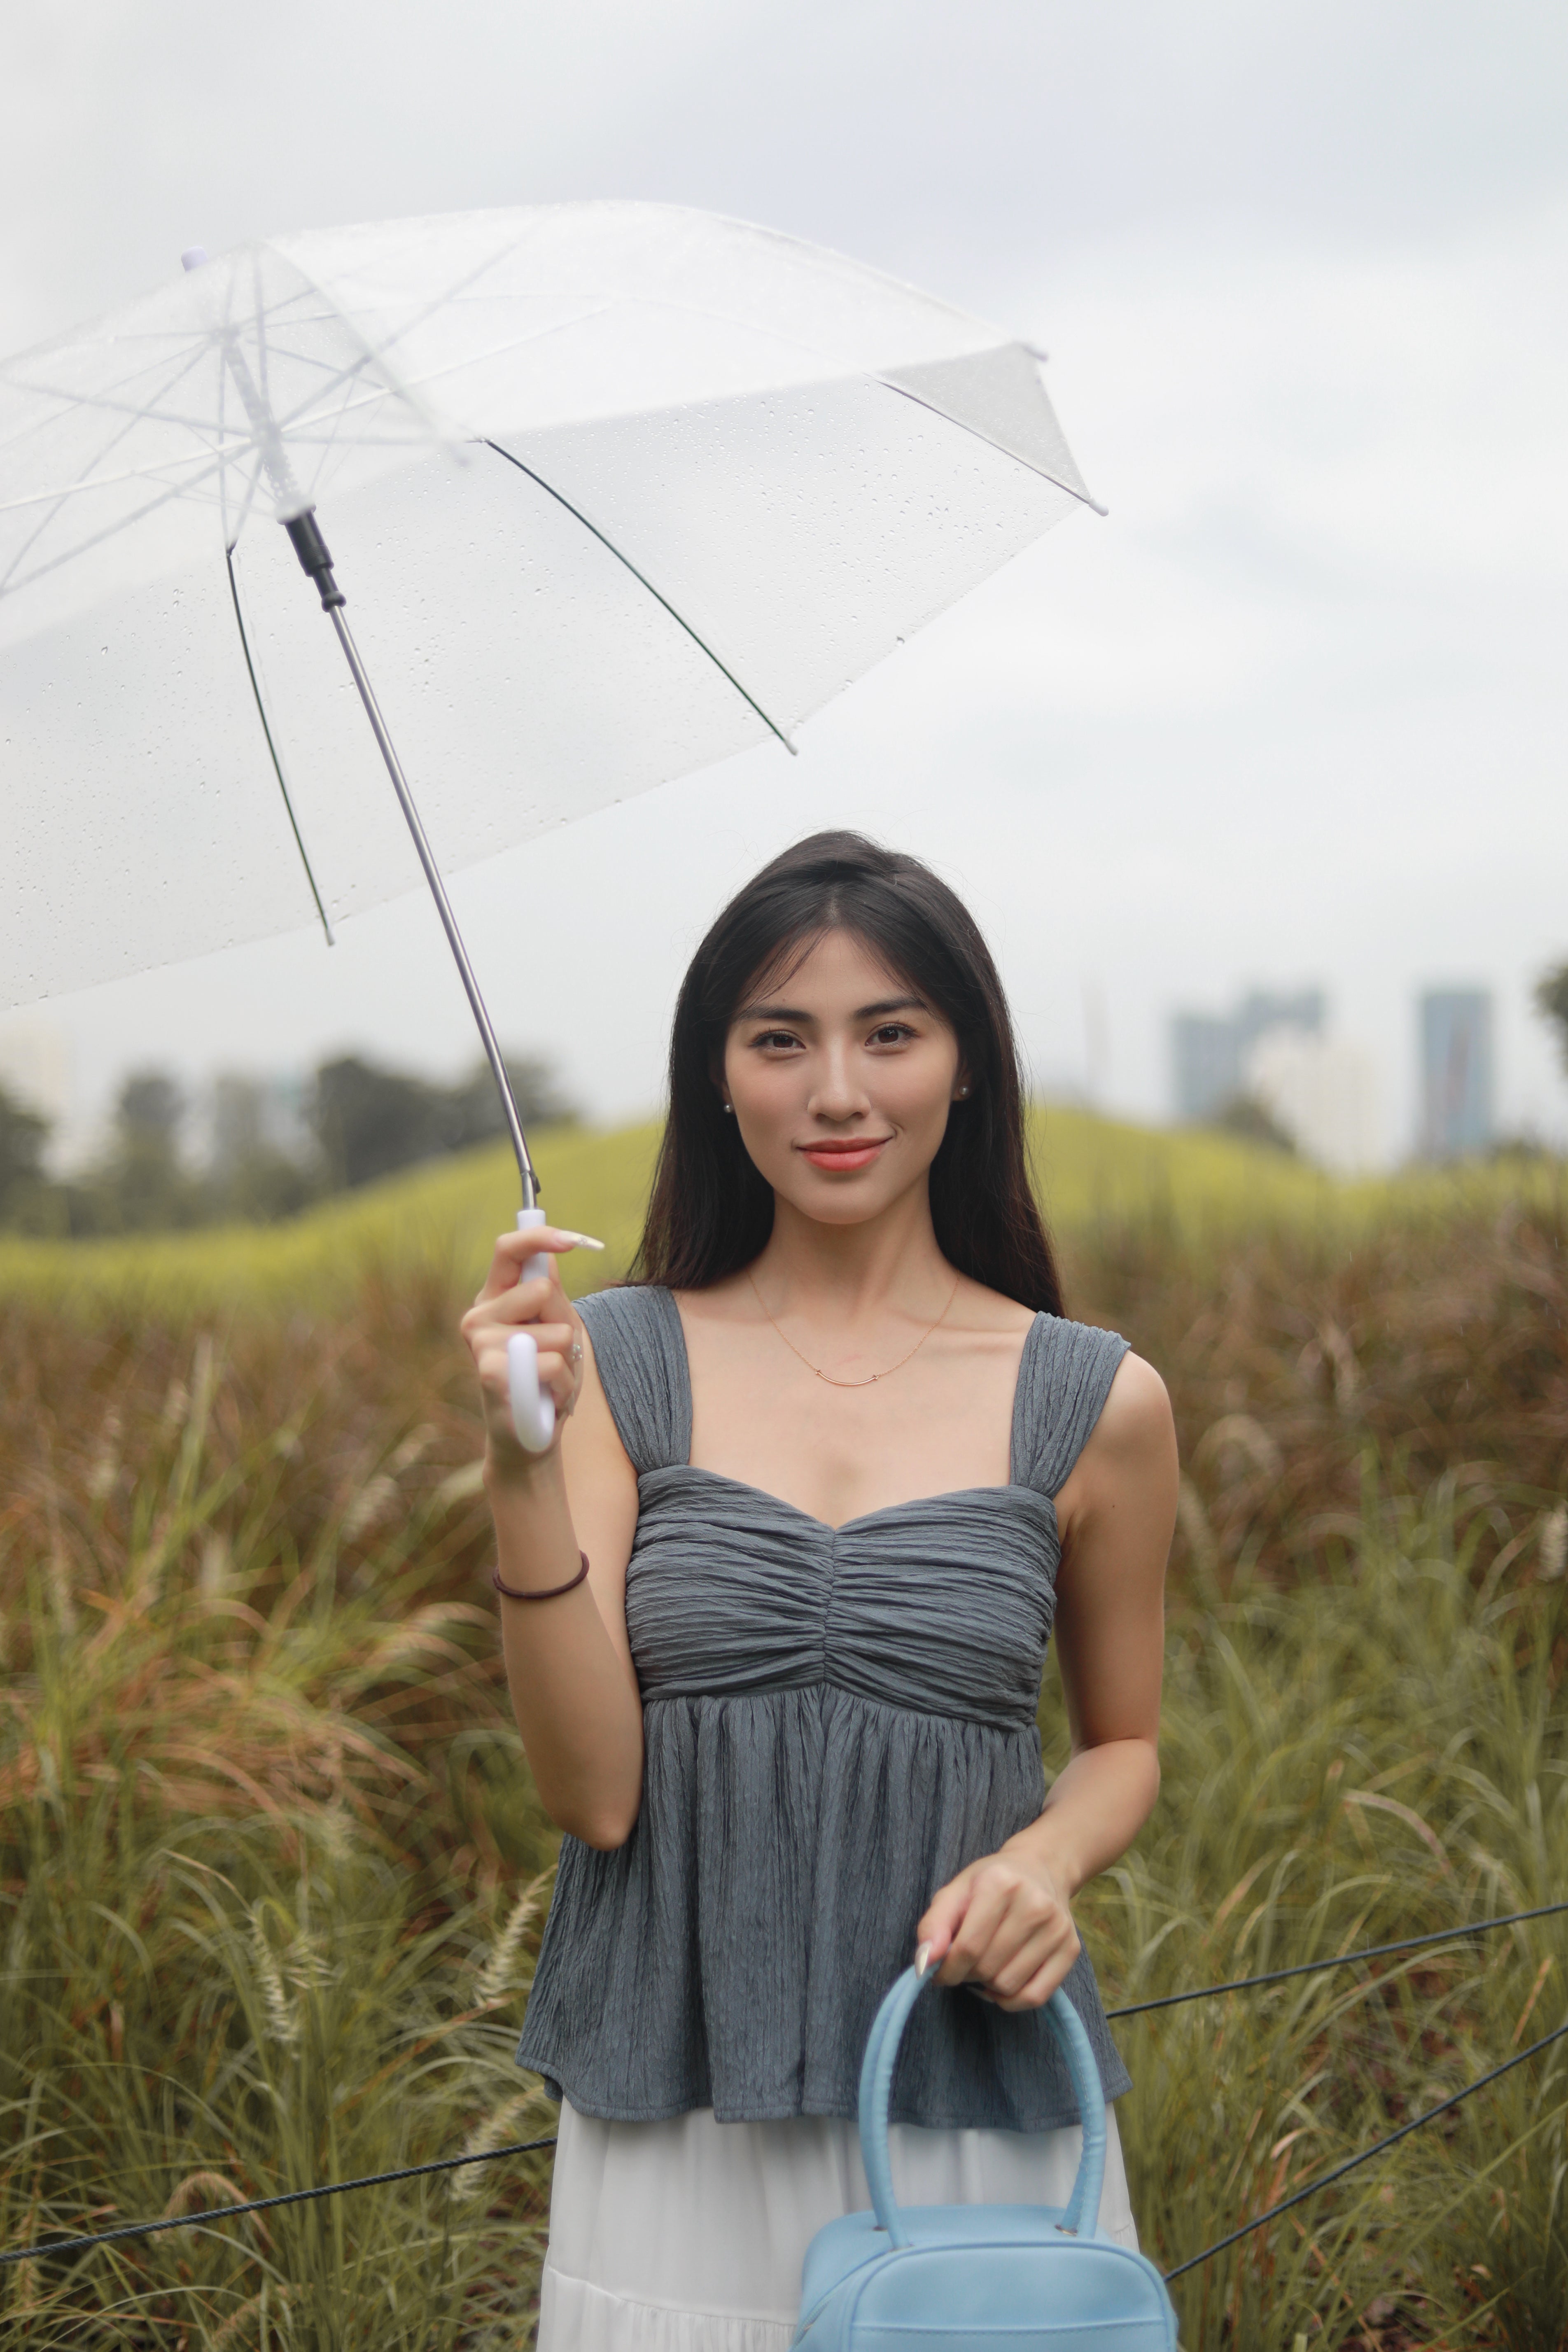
[461,832,1178,2352]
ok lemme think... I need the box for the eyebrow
[737,994,930,1024]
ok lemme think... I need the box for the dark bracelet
[491,1552,591,1603]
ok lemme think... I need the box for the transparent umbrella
[0,203,1100,1441]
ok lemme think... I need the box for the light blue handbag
[793,1966,1177,2352]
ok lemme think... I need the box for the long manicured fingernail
[560,1231,606,1250]
[915,1941,933,1977]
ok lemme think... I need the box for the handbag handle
[857,1964,1108,2250]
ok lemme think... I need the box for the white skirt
[537,2101,1139,2352]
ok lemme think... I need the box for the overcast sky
[3,0,1566,1165]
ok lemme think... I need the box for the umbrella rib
[0,343,226,595]
[0,457,195,600]
[296,300,621,415]
[877,378,1108,515]
[0,385,428,513]
[2,328,409,495]
[0,334,221,458]
[216,331,236,549]
[0,374,389,602]
[0,454,242,603]
[0,388,420,530]
[225,446,269,547]
[1,337,226,483]
[483,437,796,756]
[275,229,546,375]
[2,379,228,437]
[0,446,226,520]
[249,252,275,436]
[276,340,387,511]
[253,243,452,450]
[224,544,335,948]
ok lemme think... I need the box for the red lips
[798,1138,890,1172]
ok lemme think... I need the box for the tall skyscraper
[1171,989,1325,1124]
[1419,989,1493,1159]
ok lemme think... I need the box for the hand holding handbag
[792,1962,1177,2351]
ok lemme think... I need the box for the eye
[749,1027,803,1051]
[868,1022,916,1046]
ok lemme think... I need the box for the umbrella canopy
[0,204,1098,1012]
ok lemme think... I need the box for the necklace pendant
[747,1266,961,1391]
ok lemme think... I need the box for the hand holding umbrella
[463,1223,601,1464]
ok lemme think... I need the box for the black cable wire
[1165,2014,1568,2282]
[1107,1897,1568,2020]
[0,2135,558,2270]
[6,1900,1564,2277]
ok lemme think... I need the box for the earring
[722,1101,734,1115]
[956,1085,970,1099]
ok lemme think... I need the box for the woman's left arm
[916,1352,1178,2011]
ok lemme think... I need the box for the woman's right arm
[460,1228,645,1849]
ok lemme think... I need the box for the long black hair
[633,832,1064,1314]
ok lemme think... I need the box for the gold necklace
[746,1268,962,1389]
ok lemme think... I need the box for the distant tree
[208,1074,320,1223]
[6,1048,580,1234]
[1536,964,1568,1076]
[310,1057,450,1191]
[310,1051,577,1191]
[93,1069,204,1230]
[0,1083,51,1225]
[440,1055,579,1151]
[1212,1091,1299,1155]
[1486,1132,1552,1164]
[210,1073,268,1173]
[118,1072,184,1148]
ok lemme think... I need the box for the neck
[753,1181,951,1323]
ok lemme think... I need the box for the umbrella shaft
[326,604,539,1208]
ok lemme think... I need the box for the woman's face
[721,927,964,1227]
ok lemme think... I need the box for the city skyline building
[1419,988,1494,1159]
[1171,987,1326,1125]
[1245,1027,1381,1173]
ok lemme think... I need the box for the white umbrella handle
[506,1207,557,1453]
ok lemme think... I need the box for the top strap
[1010,1315,1131,1499]
[581,1289,1126,1495]
[577,1286,693,1475]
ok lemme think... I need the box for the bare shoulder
[1055,1350,1178,1548]
[670,1275,749,1329]
[1080,1351,1177,1471]
[953,1274,1036,1336]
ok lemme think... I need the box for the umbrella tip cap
[180,246,209,273]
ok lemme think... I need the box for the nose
[807,1039,872,1124]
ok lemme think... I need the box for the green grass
[2,1132,1566,2346]
[1,1323,559,2349]
[1035,1103,1345,1230]
[0,1120,660,1314]
[1034,1103,1564,1244]
[1070,1468,1568,2344]
[0,1101,1554,1316]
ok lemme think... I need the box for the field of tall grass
[2,1109,1566,2347]
[2,1103,1550,1315]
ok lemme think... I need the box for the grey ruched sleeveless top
[515,1286,1134,2131]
